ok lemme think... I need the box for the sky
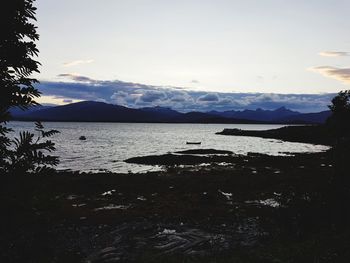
[33,0,350,112]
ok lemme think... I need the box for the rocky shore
[1,148,350,262]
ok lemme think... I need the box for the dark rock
[175,149,233,155]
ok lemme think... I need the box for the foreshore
[2,148,350,262]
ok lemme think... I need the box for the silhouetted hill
[15,101,158,122]
[12,101,262,123]
[10,104,55,118]
[12,101,330,124]
[176,112,217,122]
[277,111,331,124]
[140,106,182,119]
[174,112,262,124]
[209,107,300,121]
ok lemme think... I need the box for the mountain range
[10,101,331,124]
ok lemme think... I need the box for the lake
[7,122,329,173]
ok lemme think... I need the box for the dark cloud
[57,73,96,83]
[139,90,166,103]
[36,74,336,113]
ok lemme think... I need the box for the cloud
[58,73,96,83]
[309,66,350,85]
[139,90,167,103]
[112,91,141,106]
[171,95,186,102]
[191,79,200,84]
[198,93,219,102]
[110,91,131,106]
[171,94,191,102]
[256,75,264,82]
[215,97,233,106]
[319,51,349,57]
[36,74,335,113]
[63,59,94,67]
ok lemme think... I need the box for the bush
[2,121,60,174]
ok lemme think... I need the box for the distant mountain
[11,101,331,124]
[209,107,300,121]
[140,106,182,119]
[10,104,55,118]
[12,101,260,123]
[172,112,261,124]
[14,101,166,122]
[276,110,331,124]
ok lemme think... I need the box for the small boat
[79,136,87,140]
[186,141,201,145]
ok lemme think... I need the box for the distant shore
[216,125,332,146]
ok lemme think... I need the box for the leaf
[35,121,44,130]
[41,129,60,138]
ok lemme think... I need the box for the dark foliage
[0,0,41,116]
[327,90,350,137]
[3,121,60,173]
[328,90,350,180]
[0,0,59,173]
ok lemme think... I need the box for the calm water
[8,122,329,173]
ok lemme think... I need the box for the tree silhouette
[0,0,41,117]
[327,90,350,138]
[0,0,59,173]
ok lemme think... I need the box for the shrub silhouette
[4,121,60,173]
